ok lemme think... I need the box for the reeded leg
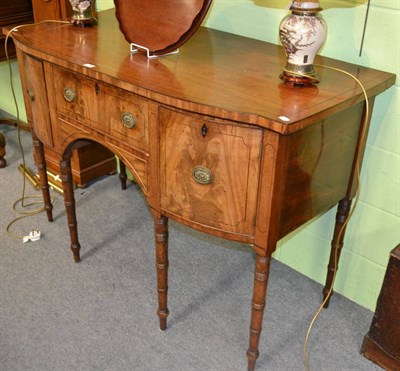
[323,197,352,308]
[247,253,272,371]
[154,215,169,330]
[60,157,81,263]
[119,159,127,190]
[32,133,53,221]
[0,132,6,168]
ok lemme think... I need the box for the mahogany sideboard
[11,9,395,370]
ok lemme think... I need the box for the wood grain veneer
[9,10,396,370]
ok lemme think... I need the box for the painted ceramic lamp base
[279,0,327,85]
[68,0,96,27]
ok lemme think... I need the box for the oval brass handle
[27,89,35,102]
[192,166,213,185]
[121,112,137,129]
[63,88,76,102]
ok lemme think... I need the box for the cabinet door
[160,107,262,237]
[31,0,71,22]
[22,53,54,147]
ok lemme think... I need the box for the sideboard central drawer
[52,66,149,152]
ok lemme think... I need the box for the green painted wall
[1,0,398,310]
[0,59,25,122]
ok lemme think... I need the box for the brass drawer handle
[27,89,35,102]
[192,166,213,185]
[63,88,76,102]
[121,112,137,129]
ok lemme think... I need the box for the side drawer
[52,66,149,152]
[160,107,262,237]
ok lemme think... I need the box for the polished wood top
[11,9,395,134]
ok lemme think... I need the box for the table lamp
[68,0,97,27]
[279,0,327,85]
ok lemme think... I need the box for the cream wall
[1,0,398,310]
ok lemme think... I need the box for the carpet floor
[0,126,381,370]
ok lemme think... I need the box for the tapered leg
[323,197,352,308]
[154,215,169,330]
[32,133,53,221]
[247,253,272,371]
[60,157,81,263]
[119,159,127,190]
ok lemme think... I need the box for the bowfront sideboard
[11,9,395,370]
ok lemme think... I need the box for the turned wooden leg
[0,132,6,168]
[247,253,272,371]
[154,215,169,330]
[32,133,53,221]
[323,197,352,308]
[119,159,127,190]
[60,157,81,263]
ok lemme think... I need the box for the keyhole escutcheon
[201,123,207,138]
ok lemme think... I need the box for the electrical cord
[4,21,70,241]
[285,64,370,371]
